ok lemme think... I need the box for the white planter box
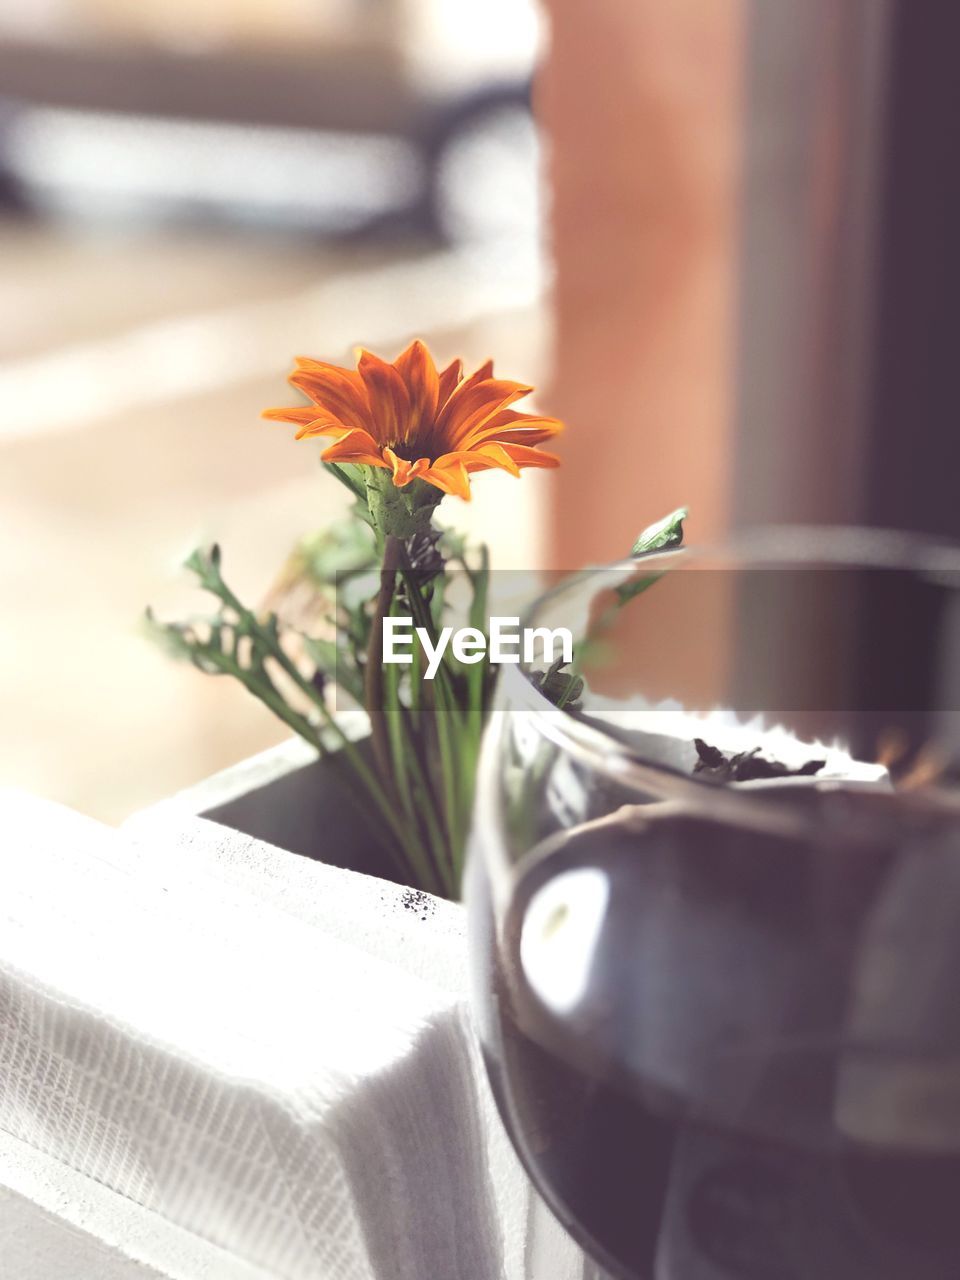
[0,712,882,1280]
[0,736,589,1280]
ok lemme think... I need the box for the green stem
[212,579,429,879]
[365,534,401,791]
[190,642,423,882]
[399,705,457,895]
[458,546,489,825]
[382,630,446,897]
[398,558,465,883]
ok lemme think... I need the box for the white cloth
[0,788,585,1280]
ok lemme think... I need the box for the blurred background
[0,0,551,819]
[1,0,957,821]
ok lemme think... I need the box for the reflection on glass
[469,530,960,1280]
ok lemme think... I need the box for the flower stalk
[365,534,402,791]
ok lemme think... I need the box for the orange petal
[261,404,343,430]
[357,349,411,445]
[420,459,473,501]
[263,405,354,440]
[393,340,439,430]
[294,356,357,374]
[498,443,561,469]
[472,442,522,477]
[437,356,464,406]
[432,442,559,474]
[437,378,534,447]
[295,419,356,441]
[432,448,497,473]
[484,424,564,447]
[262,404,334,426]
[382,447,429,488]
[462,409,565,449]
[319,429,387,468]
[289,359,370,429]
[438,358,492,420]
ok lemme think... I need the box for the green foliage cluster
[149,458,685,898]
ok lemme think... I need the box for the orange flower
[263,340,563,501]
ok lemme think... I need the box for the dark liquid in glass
[470,788,960,1280]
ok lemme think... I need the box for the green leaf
[616,506,688,605]
[535,659,584,710]
[297,522,377,587]
[150,516,498,899]
[302,634,364,705]
[630,506,688,557]
[303,633,338,669]
[438,527,469,561]
[325,461,368,502]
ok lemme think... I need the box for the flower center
[388,440,424,462]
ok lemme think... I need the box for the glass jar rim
[504,524,960,806]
